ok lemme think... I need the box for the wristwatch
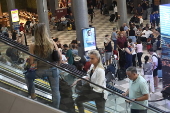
[135,99,137,101]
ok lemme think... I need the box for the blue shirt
[124,26,129,31]
[72,49,78,55]
[150,14,156,23]
[111,32,117,40]
[154,13,160,19]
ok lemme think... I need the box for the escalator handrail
[0,34,165,113]
[0,34,28,51]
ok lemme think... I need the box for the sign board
[11,9,19,22]
[160,4,170,88]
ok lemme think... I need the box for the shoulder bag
[51,46,60,62]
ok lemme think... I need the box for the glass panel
[0,37,166,113]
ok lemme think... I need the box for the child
[143,55,155,93]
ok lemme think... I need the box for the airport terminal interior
[0,0,170,113]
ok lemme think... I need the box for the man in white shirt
[60,16,68,25]
[141,27,153,43]
[114,6,118,22]
[149,48,159,88]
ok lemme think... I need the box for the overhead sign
[11,9,19,22]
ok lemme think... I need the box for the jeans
[129,36,136,43]
[75,91,106,113]
[131,109,147,113]
[25,67,60,108]
[113,40,117,50]
[137,52,143,67]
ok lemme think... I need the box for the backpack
[152,55,162,70]
[161,84,170,100]
[6,47,19,61]
[59,77,76,113]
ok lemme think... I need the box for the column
[117,0,127,27]
[6,0,15,31]
[49,0,56,16]
[72,0,89,58]
[55,0,59,9]
[0,2,2,17]
[36,0,50,35]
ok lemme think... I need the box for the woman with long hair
[25,23,62,108]
[124,41,135,69]
[143,55,155,93]
[74,50,107,113]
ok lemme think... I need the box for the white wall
[0,87,65,113]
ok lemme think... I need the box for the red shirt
[117,37,127,49]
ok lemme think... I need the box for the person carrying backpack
[6,47,19,63]
[149,48,162,89]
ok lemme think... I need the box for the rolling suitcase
[109,14,115,22]
[59,77,76,113]
[57,23,64,31]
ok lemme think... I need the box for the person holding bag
[73,50,107,113]
[25,23,62,108]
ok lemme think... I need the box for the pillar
[72,0,89,58]
[117,0,127,27]
[49,0,56,16]
[0,2,2,17]
[55,0,59,9]
[36,0,50,35]
[6,0,15,31]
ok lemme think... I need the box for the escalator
[0,61,112,113]
[0,33,166,113]
[0,34,114,113]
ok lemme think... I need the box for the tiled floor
[1,8,170,113]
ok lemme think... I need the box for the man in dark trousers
[141,0,148,20]
[99,0,104,14]
[88,6,95,23]
[155,11,160,26]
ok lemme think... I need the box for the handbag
[75,81,92,95]
[52,47,60,61]
[75,70,93,95]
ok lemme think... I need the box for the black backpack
[59,77,76,113]
[6,47,19,61]
[153,55,162,70]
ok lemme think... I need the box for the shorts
[105,52,112,61]
[153,68,158,77]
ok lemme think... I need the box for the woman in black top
[128,27,136,43]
